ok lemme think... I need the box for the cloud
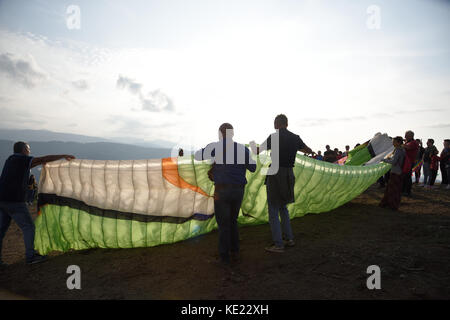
[297,115,368,127]
[116,75,142,94]
[141,89,175,112]
[0,106,43,127]
[393,108,444,114]
[71,79,88,90]
[0,52,47,88]
[116,74,175,112]
[423,123,450,129]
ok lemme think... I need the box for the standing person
[315,151,324,161]
[402,131,419,197]
[343,145,350,157]
[0,141,76,266]
[194,123,256,265]
[422,139,438,187]
[380,137,406,210]
[250,114,314,253]
[414,139,424,184]
[428,150,439,189]
[439,139,450,188]
[324,145,337,163]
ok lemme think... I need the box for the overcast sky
[0,0,449,152]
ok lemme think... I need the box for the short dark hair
[428,138,434,144]
[219,123,233,139]
[274,114,288,127]
[444,139,450,143]
[393,136,404,144]
[14,141,28,153]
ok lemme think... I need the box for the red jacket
[430,155,439,170]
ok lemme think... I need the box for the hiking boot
[26,254,48,265]
[285,239,295,247]
[265,245,285,253]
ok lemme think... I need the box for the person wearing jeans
[0,141,75,266]
[0,202,36,262]
[267,202,294,248]
[250,114,314,253]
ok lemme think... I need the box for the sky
[0,0,449,152]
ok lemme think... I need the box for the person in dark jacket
[0,141,75,266]
[439,139,450,188]
[250,114,314,253]
[195,124,256,265]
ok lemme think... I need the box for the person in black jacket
[250,114,314,253]
[0,141,75,266]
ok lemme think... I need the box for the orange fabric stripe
[161,157,210,197]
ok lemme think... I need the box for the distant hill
[0,140,173,182]
[0,129,178,149]
[0,129,111,144]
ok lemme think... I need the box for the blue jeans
[214,186,244,262]
[0,202,36,262]
[268,202,294,248]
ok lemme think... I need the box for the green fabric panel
[177,156,214,196]
[34,154,390,255]
[345,145,371,166]
[34,206,220,255]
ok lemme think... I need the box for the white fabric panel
[365,147,395,166]
[369,133,393,156]
[39,159,214,218]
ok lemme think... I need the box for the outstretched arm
[300,146,315,156]
[31,155,76,168]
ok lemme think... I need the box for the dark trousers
[213,186,244,262]
[414,167,421,183]
[378,171,391,187]
[0,202,36,262]
[429,169,438,186]
[380,172,403,210]
[402,170,413,195]
[441,163,449,185]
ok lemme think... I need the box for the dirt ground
[1,183,449,300]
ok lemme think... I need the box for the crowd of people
[302,132,449,212]
[378,132,449,211]
[310,145,351,163]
